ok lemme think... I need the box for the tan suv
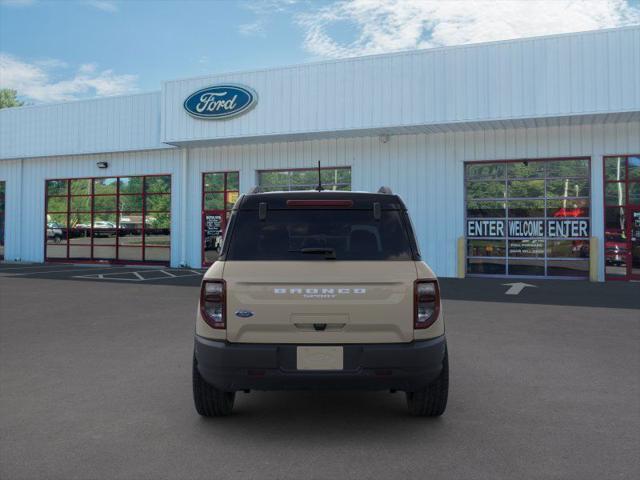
[193,188,448,416]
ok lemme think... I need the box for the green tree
[0,89,24,109]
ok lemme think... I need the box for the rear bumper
[194,335,447,392]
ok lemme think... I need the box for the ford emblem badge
[184,84,257,120]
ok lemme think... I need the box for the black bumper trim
[194,335,447,392]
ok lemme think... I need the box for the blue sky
[1,0,639,103]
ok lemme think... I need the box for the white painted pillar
[180,148,188,267]
[17,158,23,262]
[591,152,604,281]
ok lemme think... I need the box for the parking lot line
[71,269,203,282]
[0,264,203,287]
[0,267,128,277]
[0,264,73,272]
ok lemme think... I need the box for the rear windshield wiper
[289,248,337,259]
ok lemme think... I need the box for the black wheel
[406,349,449,417]
[192,355,235,417]
[54,236,62,244]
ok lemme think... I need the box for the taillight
[414,280,440,329]
[200,280,226,329]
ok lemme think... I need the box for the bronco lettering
[274,287,367,295]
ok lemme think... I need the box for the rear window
[225,210,414,261]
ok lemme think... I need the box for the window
[202,171,239,266]
[603,155,640,280]
[226,210,413,261]
[258,167,351,192]
[0,181,5,260]
[45,175,171,264]
[465,158,591,278]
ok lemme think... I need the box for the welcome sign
[467,219,590,238]
[184,84,257,119]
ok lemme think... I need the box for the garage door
[465,158,591,278]
[45,175,171,264]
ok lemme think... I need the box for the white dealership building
[1,26,639,281]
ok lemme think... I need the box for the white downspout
[17,158,23,262]
[180,148,188,267]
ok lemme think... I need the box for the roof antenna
[316,160,324,191]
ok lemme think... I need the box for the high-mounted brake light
[414,280,440,329]
[200,280,226,329]
[286,199,353,207]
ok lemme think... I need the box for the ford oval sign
[183,84,257,120]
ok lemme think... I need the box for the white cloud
[78,63,97,74]
[238,0,299,36]
[34,58,69,69]
[83,0,118,12]
[238,19,267,36]
[242,0,298,15]
[297,0,640,58]
[0,53,138,103]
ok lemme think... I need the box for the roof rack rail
[248,186,262,194]
[377,186,393,194]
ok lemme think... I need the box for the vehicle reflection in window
[45,175,171,263]
[548,199,589,218]
[547,240,589,258]
[466,240,506,257]
[605,230,628,278]
[46,218,67,259]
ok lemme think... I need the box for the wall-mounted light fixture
[96,161,108,169]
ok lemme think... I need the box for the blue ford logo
[235,310,254,318]
[183,84,257,119]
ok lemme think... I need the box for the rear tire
[406,349,449,417]
[192,355,235,417]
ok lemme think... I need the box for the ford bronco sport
[193,188,448,417]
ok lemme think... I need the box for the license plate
[296,346,343,370]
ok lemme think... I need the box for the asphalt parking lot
[1,264,639,480]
